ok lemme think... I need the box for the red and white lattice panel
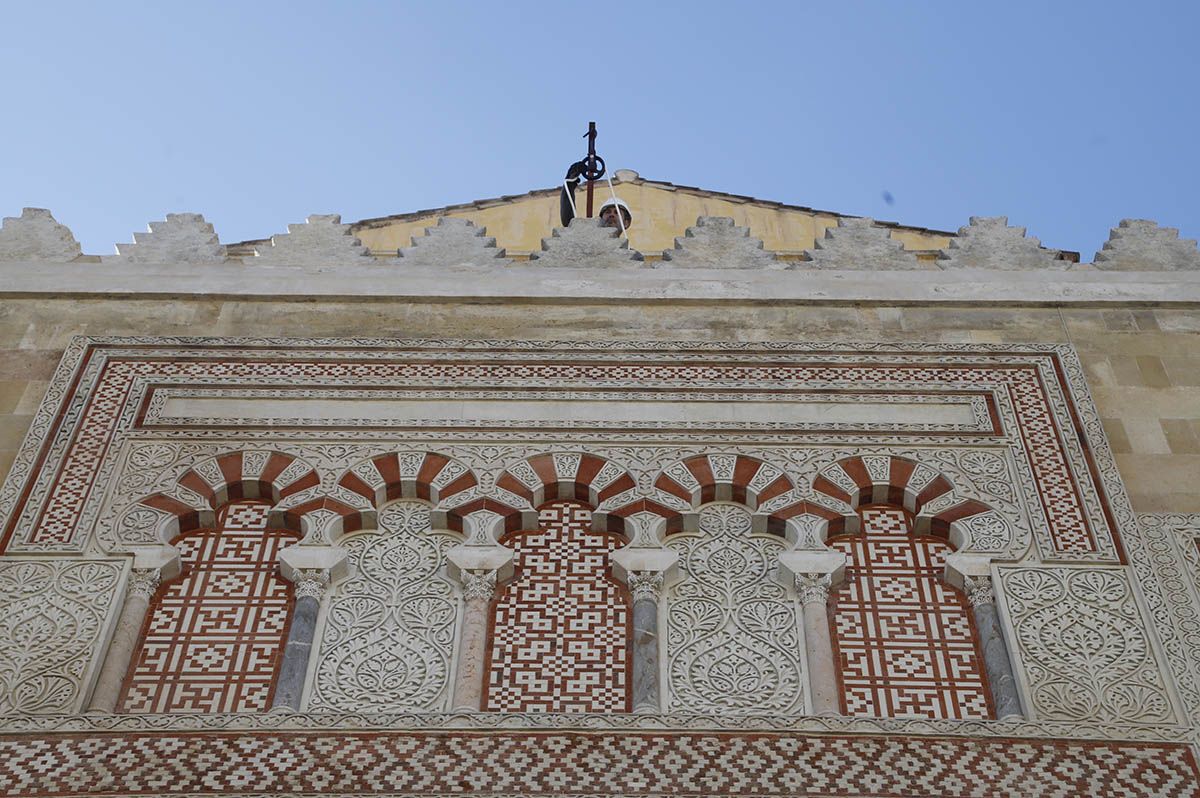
[484,501,631,712]
[118,501,298,713]
[828,506,992,720]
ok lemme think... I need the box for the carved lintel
[127,568,162,601]
[963,575,995,608]
[796,573,832,607]
[462,570,498,602]
[293,568,330,601]
[628,571,663,603]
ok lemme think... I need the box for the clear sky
[2,1,1197,258]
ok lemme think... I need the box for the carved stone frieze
[307,502,460,712]
[998,566,1176,724]
[666,504,804,714]
[0,559,123,714]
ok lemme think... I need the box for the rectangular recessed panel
[153,392,982,430]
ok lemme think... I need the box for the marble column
[451,570,498,711]
[88,569,160,713]
[964,575,1022,719]
[271,569,329,712]
[796,573,840,716]
[628,571,664,713]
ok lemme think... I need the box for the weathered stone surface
[254,214,373,266]
[530,217,643,269]
[656,216,783,270]
[398,217,510,268]
[803,217,926,270]
[0,209,81,261]
[938,216,1064,270]
[111,213,227,263]
[1094,219,1200,271]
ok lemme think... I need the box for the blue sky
[2,1,1197,257]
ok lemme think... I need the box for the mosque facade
[1,172,1200,796]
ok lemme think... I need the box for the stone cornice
[2,259,1200,305]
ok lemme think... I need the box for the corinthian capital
[796,573,833,606]
[628,571,664,603]
[294,569,330,601]
[963,575,995,608]
[127,568,161,600]
[462,570,498,602]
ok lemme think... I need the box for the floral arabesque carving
[308,502,460,712]
[0,560,122,714]
[1000,566,1175,724]
[666,503,804,714]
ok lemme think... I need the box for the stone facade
[1,185,1200,796]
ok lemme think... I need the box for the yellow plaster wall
[350,181,952,258]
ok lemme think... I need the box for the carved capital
[628,571,663,603]
[293,569,330,601]
[796,573,832,606]
[127,568,161,601]
[963,575,995,608]
[462,570,497,602]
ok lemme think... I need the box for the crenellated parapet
[398,217,511,267]
[530,217,643,268]
[252,214,374,265]
[1093,218,1200,271]
[655,216,784,269]
[937,216,1065,270]
[0,208,81,261]
[802,217,927,270]
[109,213,227,263]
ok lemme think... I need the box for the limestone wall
[0,299,1197,514]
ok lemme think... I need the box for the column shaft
[631,597,659,712]
[271,594,320,711]
[970,591,1022,719]
[797,574,840,716]
[87,583,153,713]
[452,571,496,711]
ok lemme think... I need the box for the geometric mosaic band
[0,731,1194,797]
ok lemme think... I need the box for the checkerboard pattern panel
[117,501,299,713]
[484,500,631,712]
[829,506,992,719]
[0,731,1195,797]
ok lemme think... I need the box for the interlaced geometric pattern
[11,350,1104,557]
[484,501,630,712]
[117,501,298,713]
[828,506,992,719]
[1,731,1195,797]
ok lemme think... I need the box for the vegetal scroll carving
[665,504,803,713]
[308,502,460,712]
[0,560,121,714]
[1001,567,1174,723]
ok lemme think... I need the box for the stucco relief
[999,566,1175,724]
[665,503,804,714]
[0,559,123,714]
[307,502,460,712]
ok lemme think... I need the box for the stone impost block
[530,217,644,269]
[253,214,374,266]
[803,217,926,270]
[942,551,993,590]
[777,549,847,588]
[398,217,510,267]
[656,216,784,270]
[111,213,227,263]
[1093,219,1200,271]
[446,543,514,579]
[0,208,81,261]
[129,543,182,582]
[938,216,1065,270]
[278,544,350,584]
[609,546,679,583]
